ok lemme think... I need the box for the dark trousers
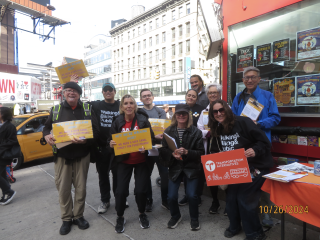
[0,164,11,195]
[115,161,150,217]
[95,148,117,203]
[146,156,169,203]
[226,169,269,240]
[168,172,199,221]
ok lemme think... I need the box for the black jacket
[209,115,273,169]
[0,121,20,165]
[190,103,205,127]
[43,100,100,160]
[196,90,209,109]
[159,125,205,181]
[108,109,155,163]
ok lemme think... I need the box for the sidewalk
[0,162,319,240]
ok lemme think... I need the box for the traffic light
[155,70,160,79]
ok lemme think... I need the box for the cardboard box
[287,135,297,144]
[297,136,307,146]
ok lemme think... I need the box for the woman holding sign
[208,100,273,240]
[159,104,204,231]
[109,94,155,234]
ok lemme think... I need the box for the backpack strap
[154,106,162,119]
[52,104,61,121]
[83,102,92,120]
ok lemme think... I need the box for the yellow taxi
[12,112,53,170]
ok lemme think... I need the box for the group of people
[0,66,281,240]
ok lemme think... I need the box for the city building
[109,0,219,105]
[82,34,113,101]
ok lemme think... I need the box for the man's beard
[192,85,201,92]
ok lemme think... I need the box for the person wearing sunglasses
[208,100,273,240]
[159,104,204,231]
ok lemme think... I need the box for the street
[1,162,319,240]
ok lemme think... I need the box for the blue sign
[184,57,191,90]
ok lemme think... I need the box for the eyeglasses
[186,94,197,99]
[64,89,77,94]
[212,108,225,115]
[208,91,219,96]
[176,112,188,116]
[141,94,152,99]
[243,76,259,81]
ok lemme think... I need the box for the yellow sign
[203,111,210,130]
[149,118,171,135]
[112,128,152,156]
[55,60,89,84]
[52,120,93,143]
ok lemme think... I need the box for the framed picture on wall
[236,45,254,73]
[296,74,320,106]
[256,43,272,66]
[273,77,296,107]
[296,27,320,61]
[273,39,290,62]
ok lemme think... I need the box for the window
[133,71,135,80]
[113,50,116,59]
[143,53,146,64]
[202,60,205,69]
[143,39,146,49]
[149,21,152,30]
[149,37,152,47]
[114,75,116,82]
[138,27,141,35]
[118,74,120,83]
[172,10,176,21]
[138,69,141,79]
[144,68,146,78]
[162,32,166,42]
[117,61,119,70]
[128,45,130,54]
[149,51,152,64]
[117,36,119,44]
[122,73,124,82]
[179,7,183,18]
[133,57,135,67]
[121,60,123,69]
[128,31,130,40]
[128,72,130,81]
[162,47,166,59]
[128,58,130,68]
[186,22,190,34]
[179,60,183,72]
[121,34,123,42]
[138,41,141,51]
[117,49,120,57]
[162,15,166,25]
[121,48,123,57]
[179,25,183,37]
[114,38,116,45]
[162,63,166,75]
[186,3,190,14]
[156,35,159,44]
[199,58,201,68]
[186,40,190,53]
[156,18,159,28]
[143,24,146,33]
[172,61,176,73]
[179,42,183,54]
[138,55,141,65]
[172,44,176,56]
[199,41,203,53]
[156,49,159,61]
[172,28,175,39]
[114,62,116,71]
[133,43,135,52]
[133,29,135,38]
[149,67,152,78]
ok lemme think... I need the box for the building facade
[83,35,112,101]
[109,0,219,105]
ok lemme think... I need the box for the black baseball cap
[175,104,190,113]
[64,82,82,95]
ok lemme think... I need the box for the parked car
[11,112,53,170]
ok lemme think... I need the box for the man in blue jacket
[231,66,280,227]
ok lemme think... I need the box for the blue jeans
[226,169,269,240]
[168,172,199,221]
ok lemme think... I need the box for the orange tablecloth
[262,179,320,228]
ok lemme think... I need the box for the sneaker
[190,219,200,231]
[224,227,241,238]
[178,195,188,206]
[161,201,170,210]
[125,201,129,208]
[198,197,202,207]
[209,200,221,214]
[145,198,153,212]
[261,213,274,228]
[0,191,16,205]
[167,216,182,229]
[244,232,267,240]
[98,201,110,214]
[115,217,126,233]
[139,213,150,229]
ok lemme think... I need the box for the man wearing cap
[190,75,209,108]
[69,75,122,214]
[43,82,100,235]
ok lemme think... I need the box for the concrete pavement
[0,161,319,240]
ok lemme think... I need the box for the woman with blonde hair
[159,104,204,231]
[109,94,155,233]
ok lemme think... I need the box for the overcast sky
[17,0,164,68]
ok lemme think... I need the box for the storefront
[219,0,320,162]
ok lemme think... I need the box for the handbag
[2,144,22,160]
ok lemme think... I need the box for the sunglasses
[212,108,225,115]
[176,112,188,116]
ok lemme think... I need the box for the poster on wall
[236,45,254,73]
[273,77,295,107]
[296,27,320,61]
[273,39,290,62]
[256,43,271,66]
[296,74,320,106]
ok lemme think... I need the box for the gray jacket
[196,90,209,109]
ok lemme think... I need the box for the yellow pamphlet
[149,118,171,135]
[55,60,89,84]
[240,98,264,121]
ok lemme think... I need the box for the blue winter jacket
[231,85,281,142]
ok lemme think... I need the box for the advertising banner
[201,148,252,186]
[273,39,290,62]
[55,60,89,84]
[273,77,296,107]
[297,27,320,61]
[52,120,93,143]
[296,74,320,106]
[149,118,171,135]
[112,128,152,156]
[236,45,254,72]
[256,43,271,66]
